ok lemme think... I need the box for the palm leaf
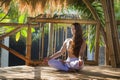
[16,32,20,41]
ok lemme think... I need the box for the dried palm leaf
[0,0,11,13]
[0,0,77,16]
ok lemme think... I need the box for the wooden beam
[0,23,39,27]
[85,60,98,65]
[0,27,22,40]
[26,25,32,65]
[0,20,119,28]
[82,0,98,20]
[28,17,97,24]
[0,43,29,62]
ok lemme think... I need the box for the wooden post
[105,45,110,65]
[95,23,100,65]
[106,21,116,67]
[52,25,55,54]
[101,0,110,66]
[101,0,117,67]
[53,26,57,53]
[41,26,44,60]
[62,27,65,60]
[38,23,42,60]
[47,23,54,56]
[109,0,120,66]
[26,24,32,65]
[65,27,68,59]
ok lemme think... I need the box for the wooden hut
[0,0,120,79]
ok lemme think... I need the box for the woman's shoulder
[64,38,72,42]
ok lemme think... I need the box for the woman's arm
[79,40,86,59]
[48,39,68,60]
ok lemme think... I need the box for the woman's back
[66,38,86,59]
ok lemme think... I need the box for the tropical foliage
[0,1,35,41]
[0,0,120,52]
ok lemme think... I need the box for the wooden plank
[28,17,97,24]
[26,25,32,65]
[0,27,22,40]
[84,60,98,65]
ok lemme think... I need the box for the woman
[44,23,86,71]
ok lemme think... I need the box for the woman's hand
[43,57,51,65]
[59,59,65,64]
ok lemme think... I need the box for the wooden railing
[0,18,100,66]
[1,18,120,66]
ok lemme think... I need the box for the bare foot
[79,60,83,66]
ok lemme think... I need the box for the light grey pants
[48,57,84,71]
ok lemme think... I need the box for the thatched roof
[0,0,66,16]
[0,0,87,16]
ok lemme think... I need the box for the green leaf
[16,32,20,41]
[21,30,27,37]
[31,28,35,32]
[0,13,6,18]
[18,14,25,23]
[1,19,10,22]
[4,26,14,32]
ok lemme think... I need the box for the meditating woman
[44,23,86,71]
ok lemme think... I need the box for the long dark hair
[71,23,83,57]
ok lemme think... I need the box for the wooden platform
[0,65,120,80]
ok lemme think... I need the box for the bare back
[66,38,86,58]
